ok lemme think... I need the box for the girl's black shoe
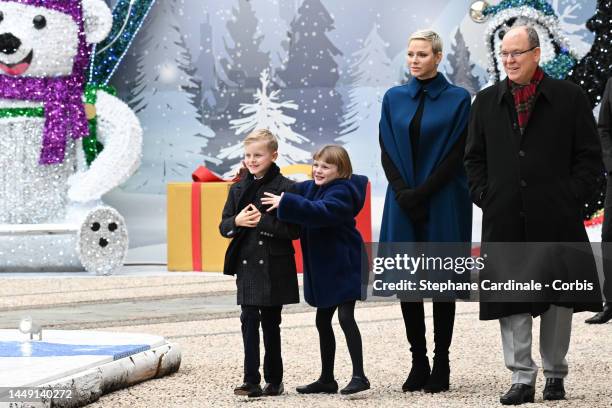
[402,359,431,392]
[340,376,370,395]
[296,379,338,394]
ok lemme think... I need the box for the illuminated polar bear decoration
[0,0,142,274]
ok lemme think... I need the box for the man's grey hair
[524,26,540,48]
[409,29,443,54]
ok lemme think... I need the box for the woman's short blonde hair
[243,129,278,152]
[409,29,443,54]
[313,145,353,179]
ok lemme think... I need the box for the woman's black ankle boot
[402,357,430,392]
[423,355,449,393]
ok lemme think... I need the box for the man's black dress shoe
[296,379,338,394]
[262,382,284,396]
[340,376,370,395]
[543,378,565,401]
[234,382,263,397]
[585,303,612,324]
[500,383,535,405]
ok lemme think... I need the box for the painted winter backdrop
[109,0,599,248]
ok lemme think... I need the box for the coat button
[518,150,525,157]
[258,240,263,245]
[520,179,527,187]
[242,260,247,264]
[259,260,264,264]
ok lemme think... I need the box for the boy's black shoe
[262,382,284,396]
[234,382,263,398]
[296,379,338,394]
[340,376,370,395]
[499,383,535,405]
[543,378,565,401]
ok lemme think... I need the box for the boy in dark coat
[262,145,370,396]
[219,129,299,398]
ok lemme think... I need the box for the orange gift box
[167,181,232,271]
[166,165,372,273]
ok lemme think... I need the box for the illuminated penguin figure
[470,0,579,82]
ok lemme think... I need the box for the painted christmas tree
[122,0,216,193]
[204,0,273,174]
[218,69,311,177]
[277,0,344,145]
[339,24,393,135]
[221,0,270,88]
[337,24,393,189]
[446,29,481,96]
[194,14,217,120]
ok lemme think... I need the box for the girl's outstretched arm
[275,187,355,227]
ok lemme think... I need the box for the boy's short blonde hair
[243,129,278,152]
[313,145,353,179]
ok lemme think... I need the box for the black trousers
[240,305,283,385]
[601,206,612,301]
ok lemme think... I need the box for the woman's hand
[234,204,261,227]
[261,192,283,212]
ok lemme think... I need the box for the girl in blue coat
[261,145,370,396]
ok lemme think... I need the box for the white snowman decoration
[0,0,142,274]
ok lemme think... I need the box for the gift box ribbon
[189,166,236,271]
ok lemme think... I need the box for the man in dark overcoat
[465,26,603,405]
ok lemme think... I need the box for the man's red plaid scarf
[509,66,544,134]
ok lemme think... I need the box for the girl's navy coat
[277,175,368,308]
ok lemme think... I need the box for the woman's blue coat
[379,74,472,243]
[277,175,368,308]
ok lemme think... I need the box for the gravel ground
[7,271,610,407]
[90,302,612,408]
